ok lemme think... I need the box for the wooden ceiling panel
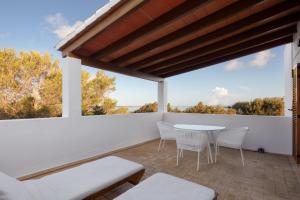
[126,1,298,71]
[58,0,300,81]
[110,0,264,65]
[161,36,293,77]
[82,10,152,52]
[101,0,225,62]
[82,0,184,54]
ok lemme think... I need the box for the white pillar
[158,80,168,113]
[292,22,300,66]
[284,44,293,117]
[62,57,82,118]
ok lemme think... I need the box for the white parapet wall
[164,112,292,155]
[0,113,161,177]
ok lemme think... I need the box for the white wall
[292,22,300,67]
[0,113,161,177]
[164,113,292,155]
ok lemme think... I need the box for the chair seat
[24,156,144,200]
[216,137,242,148]
[115,173,216,200]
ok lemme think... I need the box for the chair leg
[157,139,162,152]
[207,147,210,164]
[240,147,245,166]
[207,142,213,163]
[197,150,200,171]
[180,149,183,158]
[162,139,166,148]
[176,148,179,166]
[214,143,217,163]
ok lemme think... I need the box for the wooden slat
[68,54,163,82]
[296,64,300,163]
[60,0,146,56]
[161,36,292,77]
[91,0,211,59]
[110,0,263,65]
[152,26,295,75]
[142,14,300,73]
[126,1,300,70]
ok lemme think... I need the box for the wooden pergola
[57,0,300,81]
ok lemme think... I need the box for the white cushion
[0,172,33,200]
[23,156,144,200]
[115,173,216,200]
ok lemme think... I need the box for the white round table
[174,124,226,163]
[174,124,225,131]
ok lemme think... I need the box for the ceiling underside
[58,0,300,81]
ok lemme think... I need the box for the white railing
[0,113,162,177]
[164,112,292,155]
[0,112,292,178]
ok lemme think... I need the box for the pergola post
[62,57,82,118]
[158,80,168,113]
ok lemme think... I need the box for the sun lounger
[115,172,217,200]
[0,156,145,200]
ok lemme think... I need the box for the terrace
[1,0,300,199]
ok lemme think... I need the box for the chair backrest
[156,121,175,139]
[175,129,208,151]
[218,127,249,145]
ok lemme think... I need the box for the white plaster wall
[292,22,300,67]
[0,113,161,177]
[164,113,292,155]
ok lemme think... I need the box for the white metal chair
[156,121,176,152]
[214,127,249,166]
[175,129,210,171]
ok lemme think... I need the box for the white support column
[292,22,300,66]
[284,44,293,117]
[158,80,168,113]
[62,57,82,118]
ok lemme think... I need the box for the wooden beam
[126,1,300,70]
[111,0,263,65]
[79,56,164,82]
[91,0,211,59]
[143,14,300,73]
[152,26,296,75]
[59,0,146,56]
[161,36,293,77]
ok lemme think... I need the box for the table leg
[205,131,214,164]
[207,141,213,163]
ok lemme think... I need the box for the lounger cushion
[115,173,215,200]
[0,172,33,200]
[23,156,144,200]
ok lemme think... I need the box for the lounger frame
[83,168,145,200]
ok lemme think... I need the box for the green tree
[232,102,252,115]
[0,48,62,119]
[134,102,158,113]
[81,70,128,115]
[232,97,284,116]
[261,97,284,116]
[167,103,181,112]
[184,102,236,114]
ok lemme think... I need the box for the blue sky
[0,0,285,106]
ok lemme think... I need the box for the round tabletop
[174,124,225,131]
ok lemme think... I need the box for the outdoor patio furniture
[114,172,217,200]
[0,156,144,200]
[157,121,176,152]
[175,129,210,171]
[174,124,226,163]
[214,127,249,166]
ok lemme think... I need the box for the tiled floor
[96,140,300,200]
